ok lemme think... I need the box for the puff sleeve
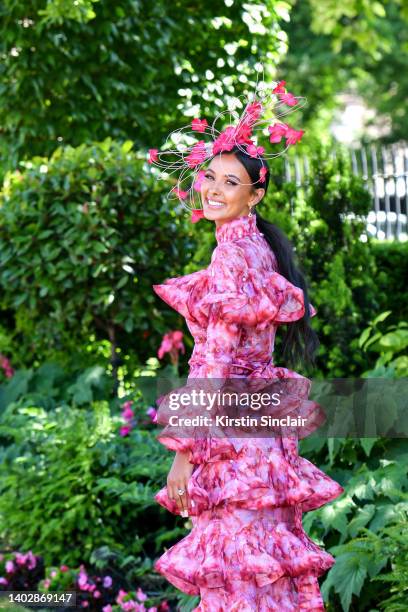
[201,246,316,331]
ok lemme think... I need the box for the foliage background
[0,1,407,611]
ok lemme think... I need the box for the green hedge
[0,139,195,380]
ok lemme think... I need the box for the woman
[154,149,343,612]
[151,144,344,611]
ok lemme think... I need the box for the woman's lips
[206,198,226,209]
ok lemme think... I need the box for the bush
[0,370,173,569]
[0,139,195,383]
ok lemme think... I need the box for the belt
[188,357,273,372]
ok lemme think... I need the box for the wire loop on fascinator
[148,69,307,223]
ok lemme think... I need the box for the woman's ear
[249,188,265,207]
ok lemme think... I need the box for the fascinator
[148,71,306,223]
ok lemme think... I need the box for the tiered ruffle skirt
[154,435,344,611]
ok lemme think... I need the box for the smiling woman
[201,153,265,225]
[149,78,343,611]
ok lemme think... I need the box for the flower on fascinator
[259,166,268,183]
[148,149,158,164]
[212,126,237,155]
[193,170,206,191]
[186,141,207,168]
[243,101,263,125]
[247,144,265,158]
[191,209,205,223]
[280,92,298,106]
[285,127,305,145]
[191,118,208,132]
[235,122,254,145]
[171,186,189,200]
[272,80,286,94]
[268,122,288,143]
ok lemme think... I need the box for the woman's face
[201,153,265,227]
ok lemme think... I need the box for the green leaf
[372,310,392,326]
[359,437,378,457]
[324,551,368,611]
[121,140,134,153]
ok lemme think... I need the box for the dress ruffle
[155,440,343,517]
[201,267,316,328]
[153,265,316,330]
[154,504,335,611]
[154,365,326,460]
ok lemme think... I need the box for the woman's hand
[167,450,194,517]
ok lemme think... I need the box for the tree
[0,0,290,173]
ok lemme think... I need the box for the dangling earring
[248,205,253,217]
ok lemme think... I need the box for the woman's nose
[208,181,223,195]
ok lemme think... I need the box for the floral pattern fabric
[152,214,344,611]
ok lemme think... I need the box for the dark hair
[222,146,320,370]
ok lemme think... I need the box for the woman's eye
[204,173,214,180]
[226,180,238,186]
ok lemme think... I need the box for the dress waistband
[188,357,273,372]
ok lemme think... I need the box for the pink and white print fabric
[152,214,344,611]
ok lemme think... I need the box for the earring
[248,205,253,217]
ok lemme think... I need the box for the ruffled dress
[152,214,344,611]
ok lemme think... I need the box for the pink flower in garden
[103,575,113,588]
[191,209,205,224]
[60,564,69,572]
[15,552,35,567]
[78,570,88,588]
[246,144,265,158]
[27,551,37,569]
[50,570,57,578]
[0,354,14,378]
[136,588,147,602]
[148,149,158,164]
[191,118,208,132]
[5,560,15,573]
[15,553,26,566]
[280,91,298,106]
[186,141,207,168]
[43,579,51,589]
[119,425,132,437]
[285,126,305,145]
[171,186,189,201]
[146,406,157,423]
[157,330,185,366]
[259,167,268,183]
[122,400,133,410]
[116,590,128,605]
[193,170,206,192]
[102,606,113,612]
[158,602,170,612]
[272,80,286,94]
[81,602,89,608]
[268,122,288,143]
[122,407,134,422]
[0,578,8,586]
[93,590,101,598]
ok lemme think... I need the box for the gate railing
[283,142,408,241]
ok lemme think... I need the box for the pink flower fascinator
[148,69,306,223]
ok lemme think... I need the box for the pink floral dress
[152,214,344,611]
